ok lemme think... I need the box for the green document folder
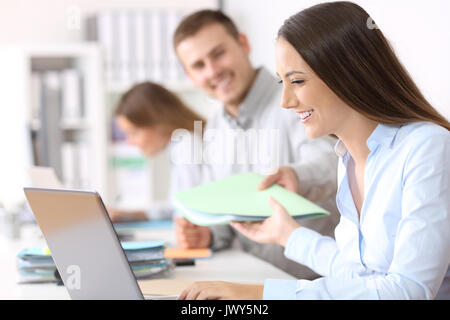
[173,172,329,226]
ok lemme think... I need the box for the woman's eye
[291,80,305,85]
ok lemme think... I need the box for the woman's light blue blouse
[264,122,450,299]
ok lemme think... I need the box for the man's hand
[257,166,299,193]
[174,217,212,248]
[178,281,264,300]
[106,208,148,223]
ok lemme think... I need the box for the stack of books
[16,241,170,284]
[174,172,330,226]
[122,241,171,279]
[16,247,58,284]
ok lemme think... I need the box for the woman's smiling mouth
[297,109,314,123]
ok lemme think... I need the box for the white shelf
[0,43,108,204]
[30,118,91,131]
[9,42,101,58]
[59,119,91,131]
[29,118,41,131]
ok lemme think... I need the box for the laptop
[23,187,178,300]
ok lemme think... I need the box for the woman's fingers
[268,196,286,213]
[178,283,199,300]
[197,287,221,300]
[179,282,216,300]
[178,282,261,300]
[231,220,273,244]
[230,197,293,246]
[231,221,262,235]
[269,197,293,221]
[178,287,188,300]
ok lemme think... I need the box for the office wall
[224,0,450,120]
[1,0,448,118]
[0,0,219,209]
[0,0,217,43]
[0,0,448,208]
[1,0,447,118]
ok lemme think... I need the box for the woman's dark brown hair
[278,1,450,130]
[115,82,205,132]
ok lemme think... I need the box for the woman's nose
[280,87,298,109]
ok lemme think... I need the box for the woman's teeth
[299,110,313,121]
[300,110,312,119]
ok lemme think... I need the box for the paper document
[27,166,63,189]
[174,172,329,226]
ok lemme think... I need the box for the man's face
[176,23,254,106]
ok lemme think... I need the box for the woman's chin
[144,151,156,158]
[144,147,165,157]
[305,126,326,139]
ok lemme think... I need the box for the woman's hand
[231,197,300,247]
[178,281,264,300]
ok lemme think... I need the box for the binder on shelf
[173,172,330,226]
[42,71,63,178]
[61,68,83,121]
[30,72,44,165]
[159,10,169,81]
[118,11,131,86]
[150,10,162,82]
[30,72,43,123]
[134,10,148,82]
[167,11,181,81]
[31,69,85,127]
[143,10,153,83]
[60,142,74,188]
[86,8,190,87]
[174,11,187,80]
[61,141,91,189]
[87,11,117,83]
[102,11,116,84]
[29,59,92,191]
[77,141,90,189]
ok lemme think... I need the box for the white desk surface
[0,223,295,300]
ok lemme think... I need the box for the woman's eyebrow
[285,70,305,77]
[275,70,306,78]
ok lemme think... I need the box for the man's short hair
[173,9,240,50]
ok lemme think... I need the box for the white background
[224,0,450,120]
[0,0,448,208]
[0,0,447,118]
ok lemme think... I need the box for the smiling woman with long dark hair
[110,82,206,222]
[177,1,450,300]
